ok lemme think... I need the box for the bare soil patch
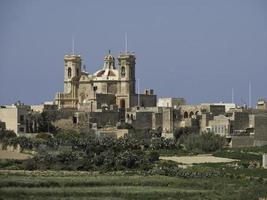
[0,150,31,160]
[160,154,238,165]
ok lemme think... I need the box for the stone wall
[132,112,153,130]
[162,108,173,133]
[89,111,119,128]
[152,112,162,130]
[130,94,157,107]
[230,136,254,148]
[232,112,249,131]
[254,114,267,141]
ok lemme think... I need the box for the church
[54,50,157,114]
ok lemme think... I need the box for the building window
[121,66,125,77]
[19,127,24,132]
[68,67,72,78]
[20,115,24,123]
[76,68,79,76]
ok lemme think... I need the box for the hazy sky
[0,0,266,106]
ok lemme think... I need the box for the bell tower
[64,55,82,94]
[118,53,136,95]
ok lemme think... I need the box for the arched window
[121,66,125,77]
[184,111,188,118]
[68,67,72,78]
[189,111,194,118]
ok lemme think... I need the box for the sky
[0,0,266,106]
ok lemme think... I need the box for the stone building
[208,115,231,136]
[256,99,267,110]
[157,98,186,108]
[50,49,267,144]
[55,51,157,117]
[31,101,58,113]
[0,102,39,135]
[252,113,267,146]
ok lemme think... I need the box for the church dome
[94,68,119,80]
[93,51,119,80]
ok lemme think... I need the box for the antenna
[83,64,86,72]
[232,88,235,103]
[125,32,128,53]
[72,36,75,55]
[249,81,252,108]
[137,78,140,107]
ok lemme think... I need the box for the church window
[121,66,125,77]
[189,111,194,118]
[68,67,72,78]
[184,111,188,118]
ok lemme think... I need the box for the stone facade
[55,52,156,112]
[157,97,185,108]
[208,115,231,136]
[253,114,267,142]
[0,102,39,135]
[256,99,267,110]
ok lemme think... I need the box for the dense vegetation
[0,127,226,171]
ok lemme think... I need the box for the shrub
[0,130,17,140]
[23,159,37,171]
[148,151,159,162]
[116,151,138,169]
[36,133,52,140]
[182,132,224,153]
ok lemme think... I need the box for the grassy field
[0,171,267,200]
